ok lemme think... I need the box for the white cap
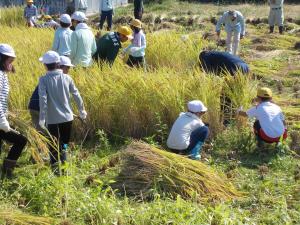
[59,56,74,67]
[71,11,87,22]
[39,51,60,64]
[60,14,71,24]
[187,100,207,113]
[0,44,16,58]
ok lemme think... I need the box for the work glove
[236,106,243,114]
[80,110,87,120]
[39,120,47,130]
[0,117,11,133]
[129,47,140,54]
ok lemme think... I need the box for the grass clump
[108,141,241,202]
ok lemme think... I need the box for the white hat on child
[59,56,74,67]
[39,51,60,64]
[60,14,71,24]
[187,100,207,113]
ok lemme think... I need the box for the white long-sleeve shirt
[167,112,205,150]
[75,0,88,10]
[216,11,245,35]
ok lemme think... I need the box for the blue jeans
[170,126,209,155]
[99,10,113,30]
[187,126,209,151]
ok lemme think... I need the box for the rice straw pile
[0,209,54,225]
[110,141,241,202]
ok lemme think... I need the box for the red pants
[254,120,287,143]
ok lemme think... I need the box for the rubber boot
[269,26,274,33]
[1,159,17,179]
[189,142,204,160]
[279,26,284,34]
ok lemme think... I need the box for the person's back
[39,69,76,124]
[167,112,204,150]
[53,27,73,56]
[247,101,285,138]
[199,51,249,75]
[94,32,121,65]
[70,23,97,67]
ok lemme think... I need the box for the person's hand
[130,47,139,54]
[39,120,47,130]
[0,120,11,133]
[80,110,87,120]
[236,106,244,115]
[95,31,102,39]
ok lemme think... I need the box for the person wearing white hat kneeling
[70,11,97,67]
[0,44,27,179]
[38,51,87,175]
[167,100,209,160]
[52,14,73,56]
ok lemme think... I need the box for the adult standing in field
[93,26,133,66]
[99,0,114,31]
[167,100,209,160]
[24,0,38,27]
[237,87,287,147]
[38,51,87,174]
[134,0,144,20]
[0,44,27,179]
[216,10,245,56]
[268,0,284,34]
[74,0,88,14]
[70,11,97,67]
[52,14,73,56]
[122,19,146,68]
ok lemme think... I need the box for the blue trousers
[170,126,209,155]
[99,10,113,30]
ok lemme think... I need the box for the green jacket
[93,32,122,66]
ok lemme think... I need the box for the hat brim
[2,52,16,58]
[60,63,74,67]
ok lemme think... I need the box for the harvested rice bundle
[0,209,54,225]
[8,112,52,164]
[110,141,241,202]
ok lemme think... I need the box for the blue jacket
[28,85,40,111]
[199,51,249,76]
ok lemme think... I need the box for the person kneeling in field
[122,19,146,68]
[38,51,87,174]
[93,26,133,66]
[0,44,27,179]
[167,100,209,160]
[237,87,287,146]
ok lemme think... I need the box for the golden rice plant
[0,24,256,141]
[0,6,24,27]
[109,141,242,202]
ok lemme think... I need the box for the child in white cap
[70,11,97,67]
[59,56,74,74]
[167,100,209,160]
[0,44,27,178]
[38,51,87,174]
[52,14,73,56]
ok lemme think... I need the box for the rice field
[0,1,300,224]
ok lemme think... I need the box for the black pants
[134,9,143,20]
[127,55,145,68]
[99,10,113,30]
[0,130,27,161]
[47,121,72,165]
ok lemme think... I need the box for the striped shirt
[24,5,38,19]
[0,71,9,119]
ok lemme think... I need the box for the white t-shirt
[167,112,205,150]
[246,102,285,138]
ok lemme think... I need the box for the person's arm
[69,76,85,113]
[70,32,77,61]
[52,30,60,52]
[239,14,246,36]
[0,76,10,132]
[34,6,38,17]
[216,14,225,37]
[38,77,47,125]
[91,36,97,55]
